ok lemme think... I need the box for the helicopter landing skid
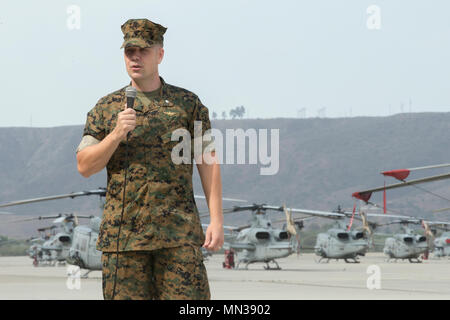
[385,256,397,263]
[235,260,281,270]
[344,258,360,264]
[408,258,422,263]
[316,257,330,264]
[263,260,281,270]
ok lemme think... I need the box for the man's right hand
[113,104,137,141]
[77,104,137,178]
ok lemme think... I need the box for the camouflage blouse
[81,77,213,252]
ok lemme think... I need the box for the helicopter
[213,200,450,267]
[296,206,420,264]
[433,230,450,258]
[7,213,96,268]
[369,215,450,262]
[0,188,247,277]
[0,226,55,266]
[380,220,429,263]
[352,163,450,263]
[313,220,368,263]
[28,225,56,266]
[200,204,304,270]
[202,203,381,269]
[0,189,115,276]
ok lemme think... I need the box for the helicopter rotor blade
[211,203,361,221]
[352,172,450,202]
[365,213,419,220]
[37,226,57,232]
[0,189,107,208]
[62,214,94,220]
[381,163,450,179]
[421,220,450,229]
[5,214,64,223]
[271,216,317,225]
[261,205,347,219]
[200,203,321,220]
[53,216,67,224]
[365,213,450,230]
[433,207,450,213]
[199,207,239,219]
[201,223,249,232]
[0,211,17,215]
[194,195,247,203]
[4,213,93,224]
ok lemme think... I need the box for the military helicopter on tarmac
[202,203,384,268]
[208,194,450,268]
[7,213,96,267]
[0,188,247,277]
[364,214,450,262]
[433,230,450,258]
[28,225,56,266]
[376,218,432,263]
[352,163,450,263]
[0,215,56,266]
[200,204,305,270]
[291,206,427,264]
[313,220,368,263]
[0,229,50,266]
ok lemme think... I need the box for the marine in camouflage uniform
[77,19,218,300]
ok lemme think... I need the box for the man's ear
[158,47,165,64]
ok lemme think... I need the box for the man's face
[124,45,164,82]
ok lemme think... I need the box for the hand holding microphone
[113,86,137,141]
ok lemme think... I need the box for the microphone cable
[111,135,129,300]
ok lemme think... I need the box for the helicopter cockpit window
[353,232,364,240]
[403,237,414,244]
[337,233,349,240]
[256,232,270,240]
[59,235,71,243]
[416,236,427,242]
[278,232,289,240]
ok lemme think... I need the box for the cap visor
[120,38,150,49]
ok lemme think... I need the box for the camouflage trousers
[101,244,210,300]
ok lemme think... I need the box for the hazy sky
[1,0,450,127]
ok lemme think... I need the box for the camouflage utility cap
[120,18,167,49]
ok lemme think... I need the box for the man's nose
[131,53,141,61]
[128,50,142,61]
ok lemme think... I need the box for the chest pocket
[153,103,189,145]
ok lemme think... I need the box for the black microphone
[126,86,137,109]
[125,86,137,140]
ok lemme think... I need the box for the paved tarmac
[0,253,449,300]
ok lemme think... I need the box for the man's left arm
[196,151,224,251]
